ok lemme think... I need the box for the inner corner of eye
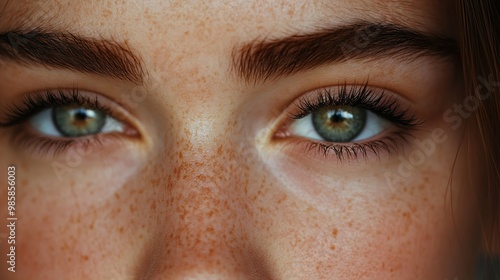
[273,122,292,139]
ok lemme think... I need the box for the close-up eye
[276,83,421,160]
[30,105,125,137]
[288,105,390,143]
[0,89,137,155]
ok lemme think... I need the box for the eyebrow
[232,22,460,84]
[0,30,145,84]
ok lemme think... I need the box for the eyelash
[279,82,422,161]
[0,89,127,156]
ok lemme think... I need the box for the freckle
[276,193,287,204]
[89,222,94,230]
[81,255,89,261]
[330,244,336,250]
[315,263,321,271]
[332,228,338,237]
[119,227,124,234]
[129,204,136,213]
[114,193,120,200]
[151,201,156,210]
[207,210,214,217]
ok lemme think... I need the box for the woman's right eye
[0,89,139,155]
[30,105,126,138]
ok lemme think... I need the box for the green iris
[52,105,106,137]
[311,105,367,142]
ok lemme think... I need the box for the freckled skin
[0,0,486,279]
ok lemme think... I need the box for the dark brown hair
[457,0,500,276]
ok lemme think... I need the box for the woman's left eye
[288,105,391,143]
[30,105,125,137]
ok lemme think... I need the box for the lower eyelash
[9,127,123,158]
[295,130,414,162]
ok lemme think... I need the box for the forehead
[1,0,454,34]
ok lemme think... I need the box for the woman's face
[0,0,484,279]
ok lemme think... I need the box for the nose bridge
[172,116,245,197]
[147,118,261,278]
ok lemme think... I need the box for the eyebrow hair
[232,22,460,84]
[0,30,145,84]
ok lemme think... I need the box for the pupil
[74,110,89,121]
[330,111,345,123]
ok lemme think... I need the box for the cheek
[5,146,146,279]
[267,178,475,278]
[257,151,480,278]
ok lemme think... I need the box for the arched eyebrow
[0,29,145,84]
[232,22,460,84]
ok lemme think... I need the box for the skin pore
[0,0,485,279]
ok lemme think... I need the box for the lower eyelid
[280,130,414,162]
[8,127,127,158]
